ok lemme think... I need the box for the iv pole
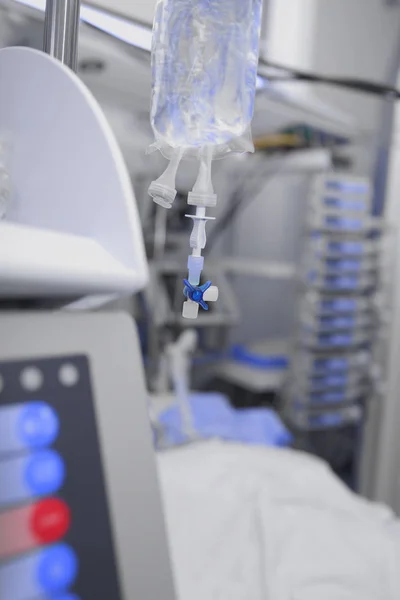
[43,0,81,71]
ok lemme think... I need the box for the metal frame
[358,25,400,509]
[44,0,81,70]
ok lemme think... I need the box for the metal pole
[43,0,81,72]
[372,20,400,216]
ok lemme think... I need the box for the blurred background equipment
[282,173,383,488]
[1,0,398,509]
[2,5,400,596]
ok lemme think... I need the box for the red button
[30,498,71,544]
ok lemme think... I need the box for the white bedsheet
[157,441,400,600]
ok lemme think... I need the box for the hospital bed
[158,440,400,600]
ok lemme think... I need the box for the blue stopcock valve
[182,280,219,319]
[183,280,212,310]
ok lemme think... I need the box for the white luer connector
[182,300,200,320]
[185,212,215,251]
[203,286,219,302]
[188,146,217,208]
[148,147,183,209]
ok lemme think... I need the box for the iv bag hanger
[0,0,148,302]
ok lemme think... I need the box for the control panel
[0,355,122,600]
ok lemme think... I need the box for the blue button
[37,544,78,594]
[54,596,80,600]
[18,402,59,448]
[25,450,65,495]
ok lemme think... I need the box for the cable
[259,59,400,100]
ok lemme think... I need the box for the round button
[20,367,43,392]
[37,544,78,594]
[31,498,71,544]
[18,402,59,448]
[24,450,65,496]
[58,364,79,387]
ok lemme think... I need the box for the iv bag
[149,0,263,160]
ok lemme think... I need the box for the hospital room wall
[311,0,400,122]
[210,161,310,346]
[268,0,400,118]
[266,0,318,72]
[268,0,400,173]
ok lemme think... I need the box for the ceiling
[87,0,157,25]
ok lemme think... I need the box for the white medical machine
[0,1,176,598]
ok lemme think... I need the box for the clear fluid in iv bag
[150,0,263,158]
